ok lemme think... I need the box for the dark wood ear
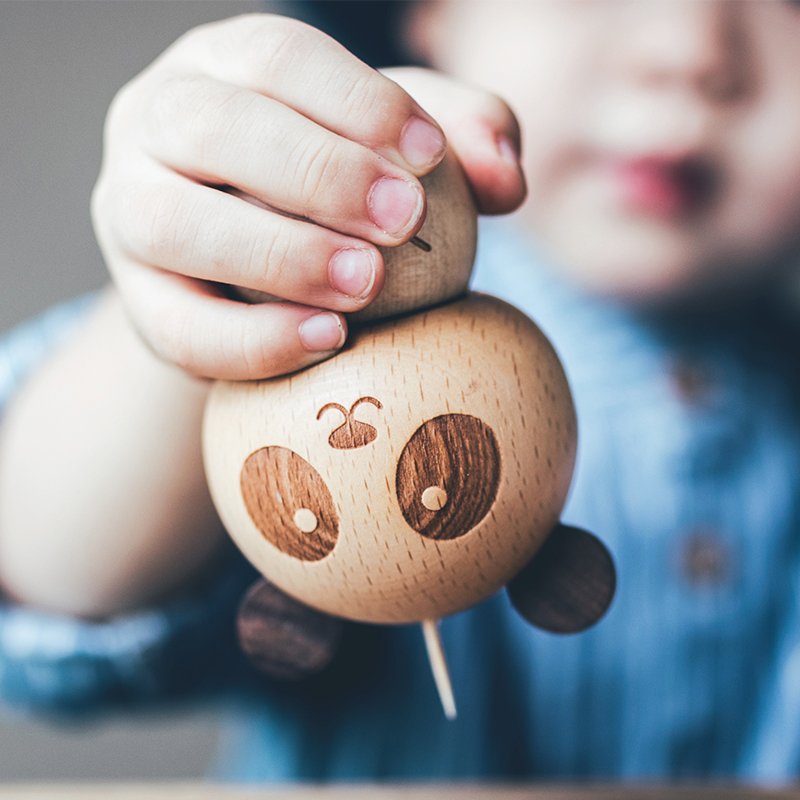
[507,524,616,633]
[237,578,342,680]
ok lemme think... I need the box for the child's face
[422,0,800,303]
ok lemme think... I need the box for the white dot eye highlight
[421,486,448,512]
[293,507,319,533]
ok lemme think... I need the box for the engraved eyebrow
[316,402,348,421]
[350,396,383,414]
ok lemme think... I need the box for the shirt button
[670,359,713,405]
[679,529,733,587]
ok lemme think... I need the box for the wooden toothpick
[421,618,457,720]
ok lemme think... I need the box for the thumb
[385,68,527,215]
[444,114,527,215]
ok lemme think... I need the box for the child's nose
[616,0,747,104]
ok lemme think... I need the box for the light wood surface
[350,149,477,323]
[2,784,800,799]
[204,294,577,624]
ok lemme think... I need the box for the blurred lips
[605,155,719,219]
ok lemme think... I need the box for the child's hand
[92,14,525,380]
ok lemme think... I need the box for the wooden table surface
[1,785,799,799]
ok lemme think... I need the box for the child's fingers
[385,68,527,215]
[103,170,385,313]
[442,113,528,216]
[166,14,447,177]
[140,75,426,246]
[110,258,347,380]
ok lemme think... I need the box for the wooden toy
[231,151,476,321]
[351,150,477,322]
[203,152,615,719]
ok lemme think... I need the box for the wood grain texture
[232,151,476,324]
[507,524,616,633]
[350,150,476,323]
[3,784,799,799]
[396,414,500,540]
[241,447,339,561]
[237,578,342,680]
[204,293,577,624]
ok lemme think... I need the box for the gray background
[0,0,263,781]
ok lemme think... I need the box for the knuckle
[147,304,193,371]
[257,229,294,291]
[146,73,205,139]
[171,13,288,60]
[156,305,228,380]
[238,336,274,379]
[175,14,288,62]
[149,75,258,166]
[137,185,194,262]
[195,89,258,163]
[240,16,315,84]
[220,314,275,379]
[294,137,344,216]
[144,187,183,260]
[196,91,261,167]
[342,74,409,145]
[145,292,303,380]
[339,71,382,120]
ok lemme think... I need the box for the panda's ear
[506,524,616,633]
[238,578,342,680]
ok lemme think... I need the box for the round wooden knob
[237,578,342,680]
[204,293,577,624]
[507,524,616,634]
[351,150,476,323]
[230,150,477,323]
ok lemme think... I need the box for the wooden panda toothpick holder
[203,152,616,720]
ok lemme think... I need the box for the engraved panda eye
[395,414,501,540]
[241,446,339,561]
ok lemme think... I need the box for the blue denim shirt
[0,297,252,713]
[2,222,800,782]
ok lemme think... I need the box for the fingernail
[496,134,520,167]
[299,312,345,352]
[329,248,376,300]
[367,177,423,237]
[399,116,446,170]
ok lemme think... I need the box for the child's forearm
[0,288,227,618]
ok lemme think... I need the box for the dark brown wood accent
[237,578,342,680]
[679,528,732,586]
[410,235,432,252]
[240,446,339,561]
[396,414,501,540]
[508,524,616,633]
[317,396,383,450]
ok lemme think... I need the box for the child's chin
[552,246,707,307]
[539,218,708,306]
